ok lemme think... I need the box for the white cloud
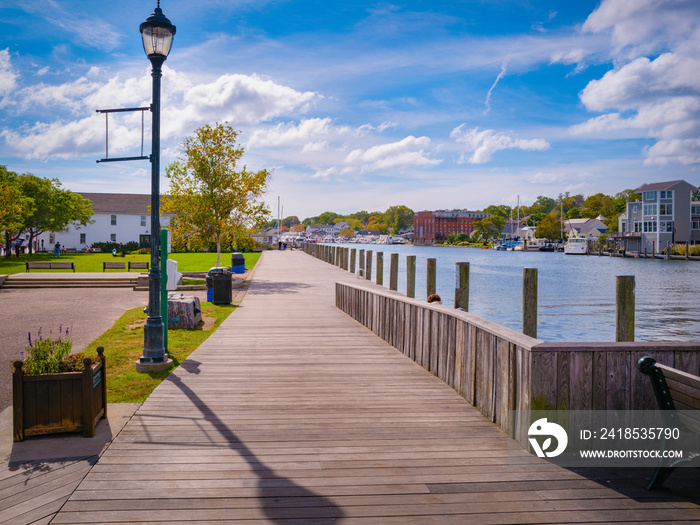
[167,73,319,137]
[571,0,700,166]
[450,125,550,164]
[583,0,700,58]
[0,48,18,100]
[345,136,441,170]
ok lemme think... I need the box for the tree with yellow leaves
[163,123,271,266]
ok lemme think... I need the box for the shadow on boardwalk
[167,371,346,523]
[246,279,313,295]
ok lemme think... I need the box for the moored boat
[564,237,588,255]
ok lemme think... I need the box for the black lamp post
[139,2,176,367]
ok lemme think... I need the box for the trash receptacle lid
[208,266,231,275]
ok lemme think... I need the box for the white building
[37,193,173,251]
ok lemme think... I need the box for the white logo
[528,418,568,458]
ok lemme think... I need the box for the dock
[4,250,699,523]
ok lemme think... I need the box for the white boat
[564,237,588,255]
[523,238,549,251]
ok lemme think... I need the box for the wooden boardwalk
[47,250,699,523]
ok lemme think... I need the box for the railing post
[376,252,384,286]
[523,267,537,338]
[365,250,373,281]
[454,262,469,311]
[616,275,635,342]
[426,258,436,298]
[350,249,356,274]
[390,253,399,291]
[358,249,365,278]
[12,361,24,442]
[406,255,416,298]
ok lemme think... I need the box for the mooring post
[616,275,635,342]
[365,250,373,281]
[686,241,690,260]
[376,252,384,286]
[390,253,399,291]
[350,249,356,274]
[427,258,436,298]
[523,267,538,338]
[406,255,416,298]
[454,262,469,311]
[358,249,365,278]
[665,241,670,260]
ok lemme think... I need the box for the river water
[330,243,700,343]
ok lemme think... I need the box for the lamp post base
[135,357,173,374]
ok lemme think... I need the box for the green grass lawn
[0,251,261,274]
[81,302,236,403]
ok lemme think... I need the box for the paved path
[4,250,698,523]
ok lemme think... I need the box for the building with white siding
[36,193,173,251]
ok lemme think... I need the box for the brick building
[413,210,490,245]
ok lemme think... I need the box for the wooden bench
[25,261,75,272]
[102,261,126,272]
[128,261,149,271]
[637,357,700,489]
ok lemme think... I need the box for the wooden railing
[335,281,700,444]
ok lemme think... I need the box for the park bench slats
[128,261,149,271]
[102,262,125,271]
[25,261,75,272]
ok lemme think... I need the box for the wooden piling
[376,252,384,286]
[454,262,469,311]
[358,249,365,278]
[616,275,635,342]
[350,249,356,274]
[427,258,436,299]
[365,250,373,281]
[523,267,537,339]
[406,255,416,298]
[390,253,399,291]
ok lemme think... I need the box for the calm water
[330,243,700,343]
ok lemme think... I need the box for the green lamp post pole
[138,2,176,369]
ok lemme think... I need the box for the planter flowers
[12,327,107,442]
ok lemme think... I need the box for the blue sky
[1,0,699,219]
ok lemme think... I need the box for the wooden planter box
[12,347,107,442]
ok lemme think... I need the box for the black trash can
[208,267,232,305]
[231,252,245,274]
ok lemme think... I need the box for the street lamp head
[140,2,176,60]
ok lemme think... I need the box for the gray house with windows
[616,180,699,254]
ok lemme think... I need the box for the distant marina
[324,242,700,343]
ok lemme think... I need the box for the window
[645,191,656,201]
[141,215,147,227]
[660,190,673,199]
[80,233,86,244]
[692,205,700,215]
[621,222,627,233]
[632,205,638,213]
[643,204,657,216]
[111,215,117,226]
[693,221,700,230]
[643,221,657,233]
[110,234,116,242]
[660,221,673,232]
[660,203,672,215]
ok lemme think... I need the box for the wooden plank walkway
[51,250,699,524]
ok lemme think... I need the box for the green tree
[383,205,414,233]
[535,212,562,240]
[472,215,505,243]
[164,123,271,266]
[482,204,510,220]
[17,173,93,254]
[0,166,33,257]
